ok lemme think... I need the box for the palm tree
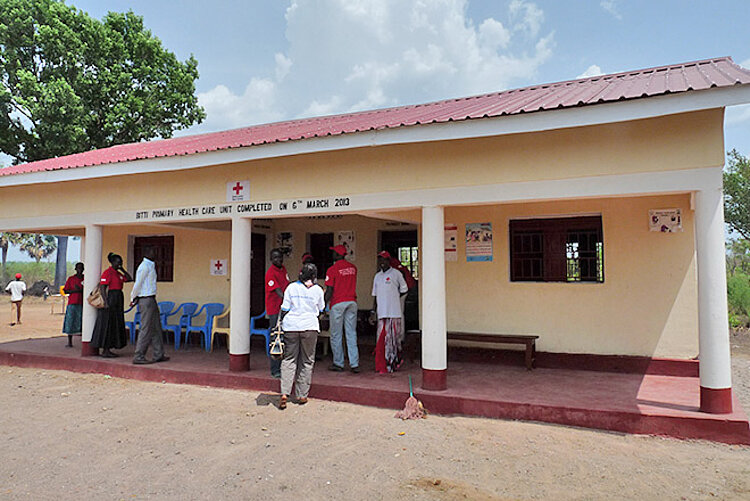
[16,233,57,262]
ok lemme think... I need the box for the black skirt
[90,289,128,350]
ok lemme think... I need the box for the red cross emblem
[214,260,223,271]
[233,182,244,195]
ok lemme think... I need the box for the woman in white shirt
[278,263,326,410]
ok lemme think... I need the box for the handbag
[87,284,108,309]
[268,316,284,360]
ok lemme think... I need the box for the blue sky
[6,0,750,261]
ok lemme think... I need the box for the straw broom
[395,375,426,420]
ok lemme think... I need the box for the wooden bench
[407,330,539,370]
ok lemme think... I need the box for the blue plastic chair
[250,310,272,356]
[163,302,198,349]
[185,303,226,352]
[158,301,175,328]
[124,304,141,344]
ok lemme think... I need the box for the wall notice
[226,180,250,202]
[465,222,493,262]
[649,209,682,232]
[335,230,356,261]
[276,231,294,257]
[210,259,227,276]
[444,224,457,261]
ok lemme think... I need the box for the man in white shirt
[131,248,168,364]
[371,251,408,373]
[5,273,26,326]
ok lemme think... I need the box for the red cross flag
[226,180,250,202]
[210,259,228,276]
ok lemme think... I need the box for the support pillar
[81,224,102,356]
[229,217,252,371]
[695,174,733,413]
[421,206,447,390]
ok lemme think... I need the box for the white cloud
[740,58,750,69]
[600,0,622,20]
[577,64,604,79]
[726,104,750,126]
[195,0,554,132]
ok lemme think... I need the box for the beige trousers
[280,330,318,399]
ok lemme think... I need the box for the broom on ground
[395,375,426,420]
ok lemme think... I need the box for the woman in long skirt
[278,263,325,410]
[62,262,85,347]
[91,253,132,357]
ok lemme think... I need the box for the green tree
[724,149,750,240]
[0,0,205,163]
[727,238,750,275]
[0,0,205,283]
[15,233,57,262]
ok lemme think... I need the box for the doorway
[251,233,266,315]
[380,230,419,330]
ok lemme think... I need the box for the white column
[695,170,733,413]
[229,217,252,371]
[421,205,447,390]
[81,224,102,355]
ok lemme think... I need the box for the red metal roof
[3,56,750,178]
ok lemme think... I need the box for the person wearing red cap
[265,248,290,378]
[6,272,26,326]
[324,244,359,372]
[371,251,408,373]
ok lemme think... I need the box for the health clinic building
[2,57,749,414]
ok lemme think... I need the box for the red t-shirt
[325,259,357,306]
[265,265,289,315]
[100,266,128,290]
[390,257,417,290]
[64,275,84,305]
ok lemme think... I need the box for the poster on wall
[649,209,682,233]
[276,231,294,257]
[335,230,356,261]
[465,222,493,262]
[210,259,227,276]
[444,224,457,261]
[226,180,250,202]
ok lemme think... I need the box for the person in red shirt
[90,253,132,358]
[265,248,290,378]
[62,262,85,347]
[324,244,359,372]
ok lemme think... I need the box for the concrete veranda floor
[1,331,748,445]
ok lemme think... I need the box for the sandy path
[2,301,750,500]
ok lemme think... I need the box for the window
[133,236,174,282]
[510,216,603,283]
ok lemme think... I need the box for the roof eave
[2,84,750,188]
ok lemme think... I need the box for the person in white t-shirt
[5,273,27,326]
[371,251,408,374]
[278,263,326,409]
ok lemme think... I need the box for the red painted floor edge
[3,350,748,445]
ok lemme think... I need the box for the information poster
[210,259,227,276]
[465,222,493,262]
[276,231,294,257]
[335,230,356,261]
[649,209,682,232]
[444,224,458,261]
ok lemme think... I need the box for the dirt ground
[2,299,750,500]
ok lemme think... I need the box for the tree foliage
[724,149,750,240]
[15,233,56,262]
[0,0,205,163]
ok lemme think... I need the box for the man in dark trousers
[131,247,168,364]
[265,248,290,378]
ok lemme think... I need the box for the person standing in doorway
[131,248,168,365]
[62,263,85,347]
[265,248,290,378]
[386,247,417,340]
[325,244,359,373]
[5,273,26,326]
[371,251,408,374]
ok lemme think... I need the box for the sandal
[279,394,288,410]
[296,397,308,405]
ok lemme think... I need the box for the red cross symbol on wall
[233,182,244,196]
[214,260,223,272]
